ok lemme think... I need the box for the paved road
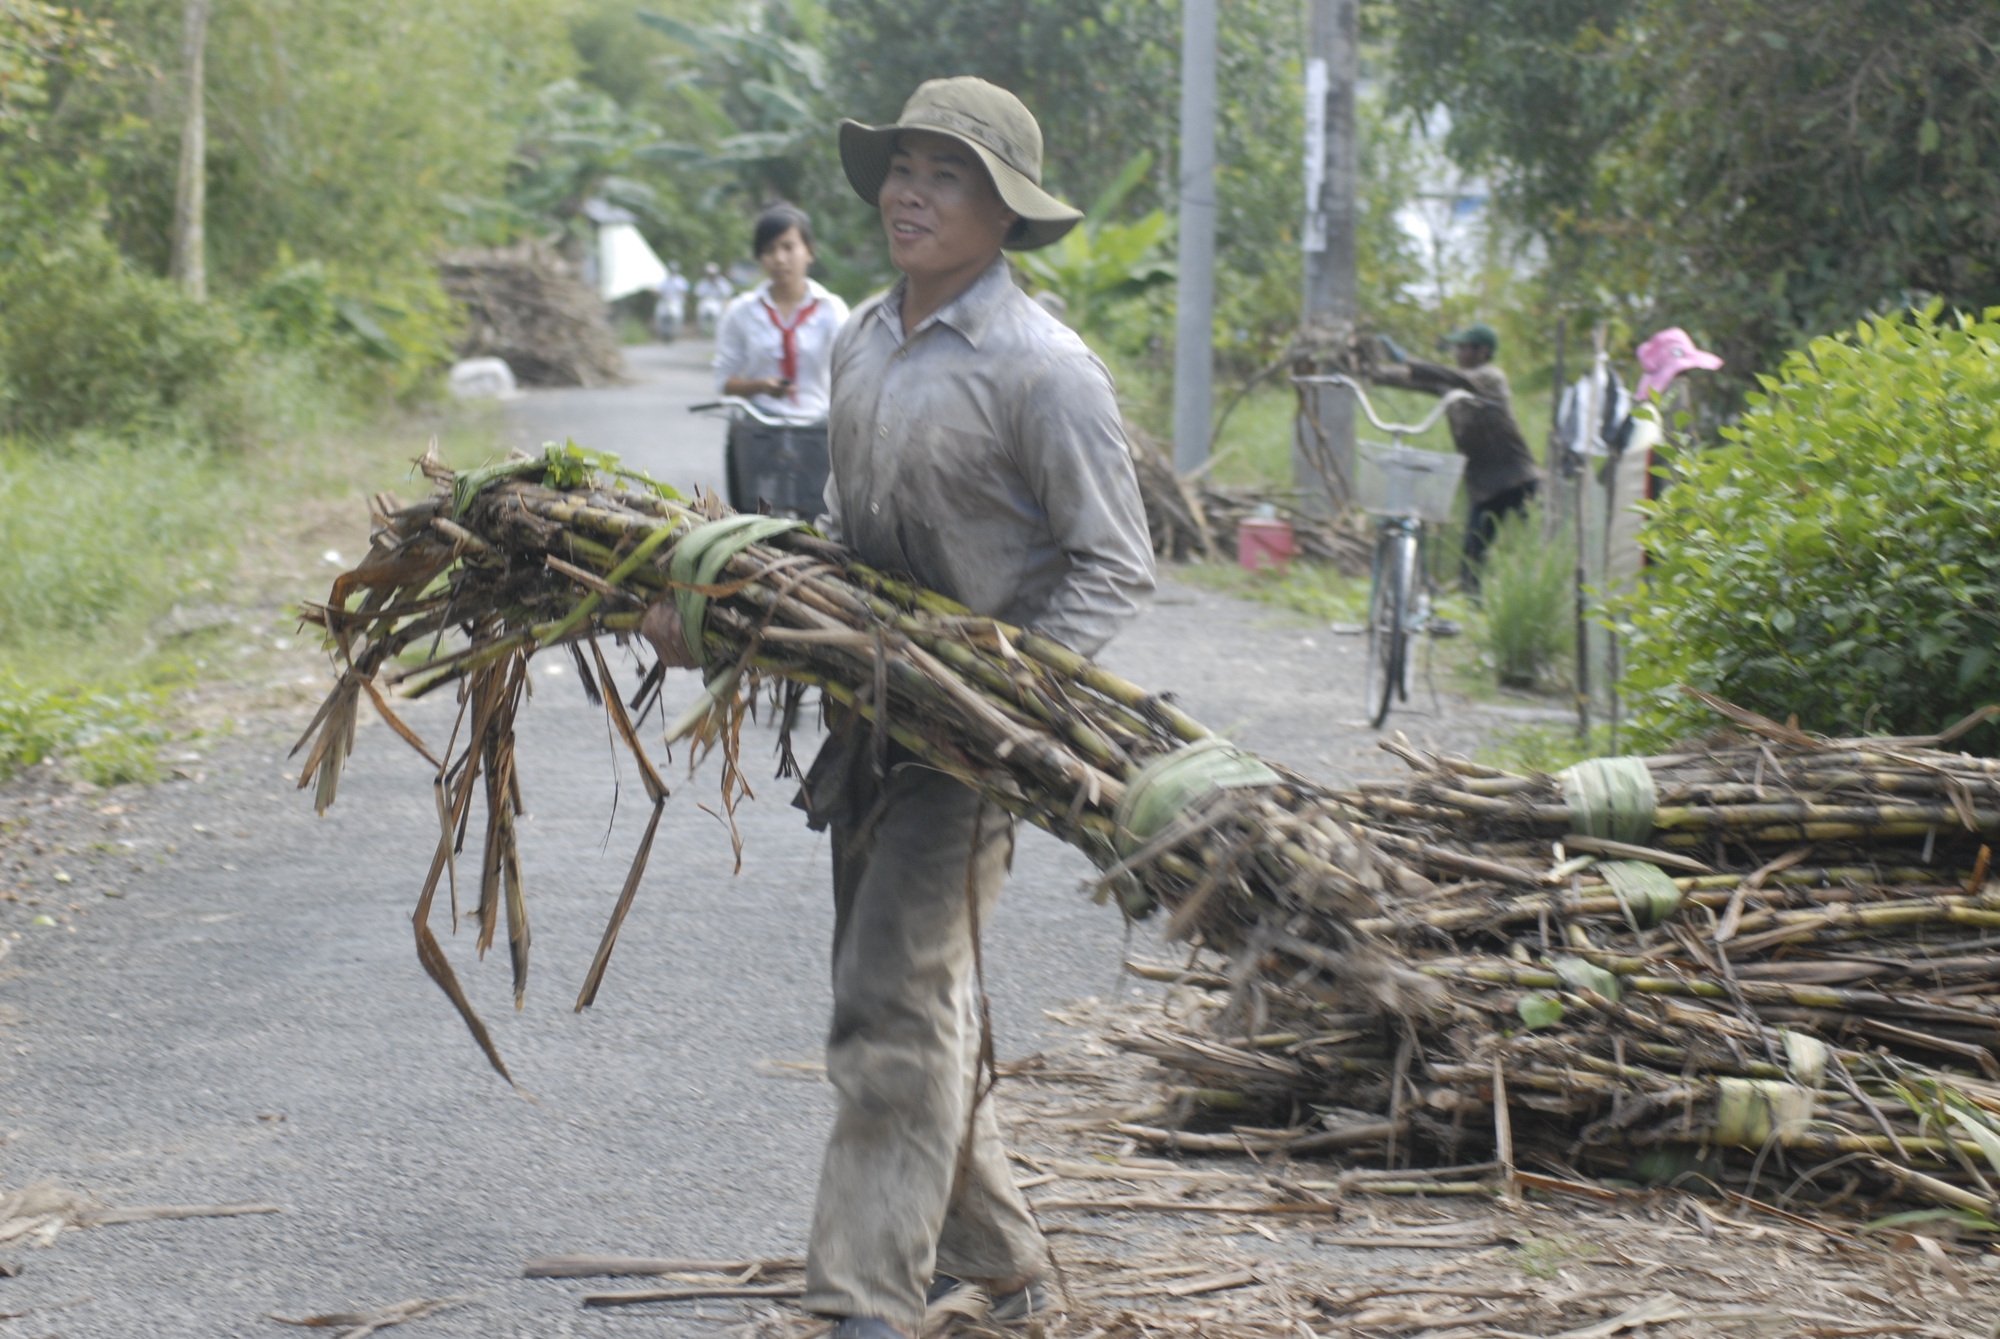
[503,342,733,498]
[0,343,1522,1336]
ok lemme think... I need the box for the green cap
[1444,322,1498,351]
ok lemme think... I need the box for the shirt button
[870,502,881,515]
[878,425,888,437]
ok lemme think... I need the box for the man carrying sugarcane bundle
[644,78,1155,1339]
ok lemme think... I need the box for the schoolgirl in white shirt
[712,205,851,515]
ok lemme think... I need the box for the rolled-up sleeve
[1013,351,1156,656]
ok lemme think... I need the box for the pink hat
[1635,327,1723,400]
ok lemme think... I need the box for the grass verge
[0,403,506,785]
[1477,721,1616,776]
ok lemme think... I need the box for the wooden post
[170,0,211,301]
[1546,315,1567,542]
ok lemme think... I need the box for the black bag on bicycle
[725,417,830,518]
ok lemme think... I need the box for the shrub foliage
[1477,504,1572,690]
[0,231,244,441]
[1619,306,2000,748]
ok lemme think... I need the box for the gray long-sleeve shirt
[819,257,1155,657]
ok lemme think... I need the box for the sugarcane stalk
[1867,1158,1999,1216]
[1422,958,2000,1027]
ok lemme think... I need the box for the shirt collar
[876,254,1013,349]
[756,278,828,314]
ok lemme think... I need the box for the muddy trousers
[801,764,1048,1331]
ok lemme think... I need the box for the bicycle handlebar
[1292,373,1475,438]
[690,396,791,427]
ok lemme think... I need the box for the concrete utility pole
[170,0,211,302]
[1296,0,1358,508]
[1171,0,1218,475]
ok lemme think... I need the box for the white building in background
[1388,109,1541,313]
[579,198,667,302]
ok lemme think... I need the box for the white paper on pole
[1303,57,1328,254]
[597,222,668,300]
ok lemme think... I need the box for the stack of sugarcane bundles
[1115,716,2000,1222]
[299,443,2000,1225]
[437,242,626,388]
[1125,423,1372,572]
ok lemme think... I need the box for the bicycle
[1293,374,1472,728]
[690,396,829,519]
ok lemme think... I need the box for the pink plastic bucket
[1237,517,1296,574]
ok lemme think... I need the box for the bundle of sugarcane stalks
[295,441,1424,1080]
[299,442,2000,1227]
[1116,699,2000,1226]
[438,241,626,388]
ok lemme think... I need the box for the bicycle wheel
[1391,530,1417,705]
[1365,531,1414,728]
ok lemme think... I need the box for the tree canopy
[1388,0,2000,384]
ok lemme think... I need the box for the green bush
[1477,503,1572,689]
[1617,306,2000,749]
[0,231,248,442]
[0,674,170,786]
[245,258,459,400]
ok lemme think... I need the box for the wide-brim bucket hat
[839,77,1084,251]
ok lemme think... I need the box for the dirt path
[0,345,1529,1336]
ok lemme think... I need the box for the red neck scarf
[764,293,821,399]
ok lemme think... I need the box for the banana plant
[503,79,667,231]
[1014,150,1176,332]
[637,1,829,205]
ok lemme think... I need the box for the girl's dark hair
[753,204,815,257]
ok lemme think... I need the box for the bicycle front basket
[1355,443,1466,524]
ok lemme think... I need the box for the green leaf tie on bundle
[1711,1076,1816,1149]
[1560,756,1658,845]
[1598,859,1684,929]
[668,515,808,670]
[1553,955,1623,1002]
[1108,738,1281,916]
[1782,1029,1828,1088]
[1113,738,1280,855]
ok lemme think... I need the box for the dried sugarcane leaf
[410,786,512,1084]
[503,827,530,1009]
[270,1294,466,1336]
[413,916,511,1085]
[590,639,667,804]
[358,675,442,770]
[575,800,665,1011]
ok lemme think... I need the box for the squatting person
[713,204,850,516]
[642,77,1156,1339]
